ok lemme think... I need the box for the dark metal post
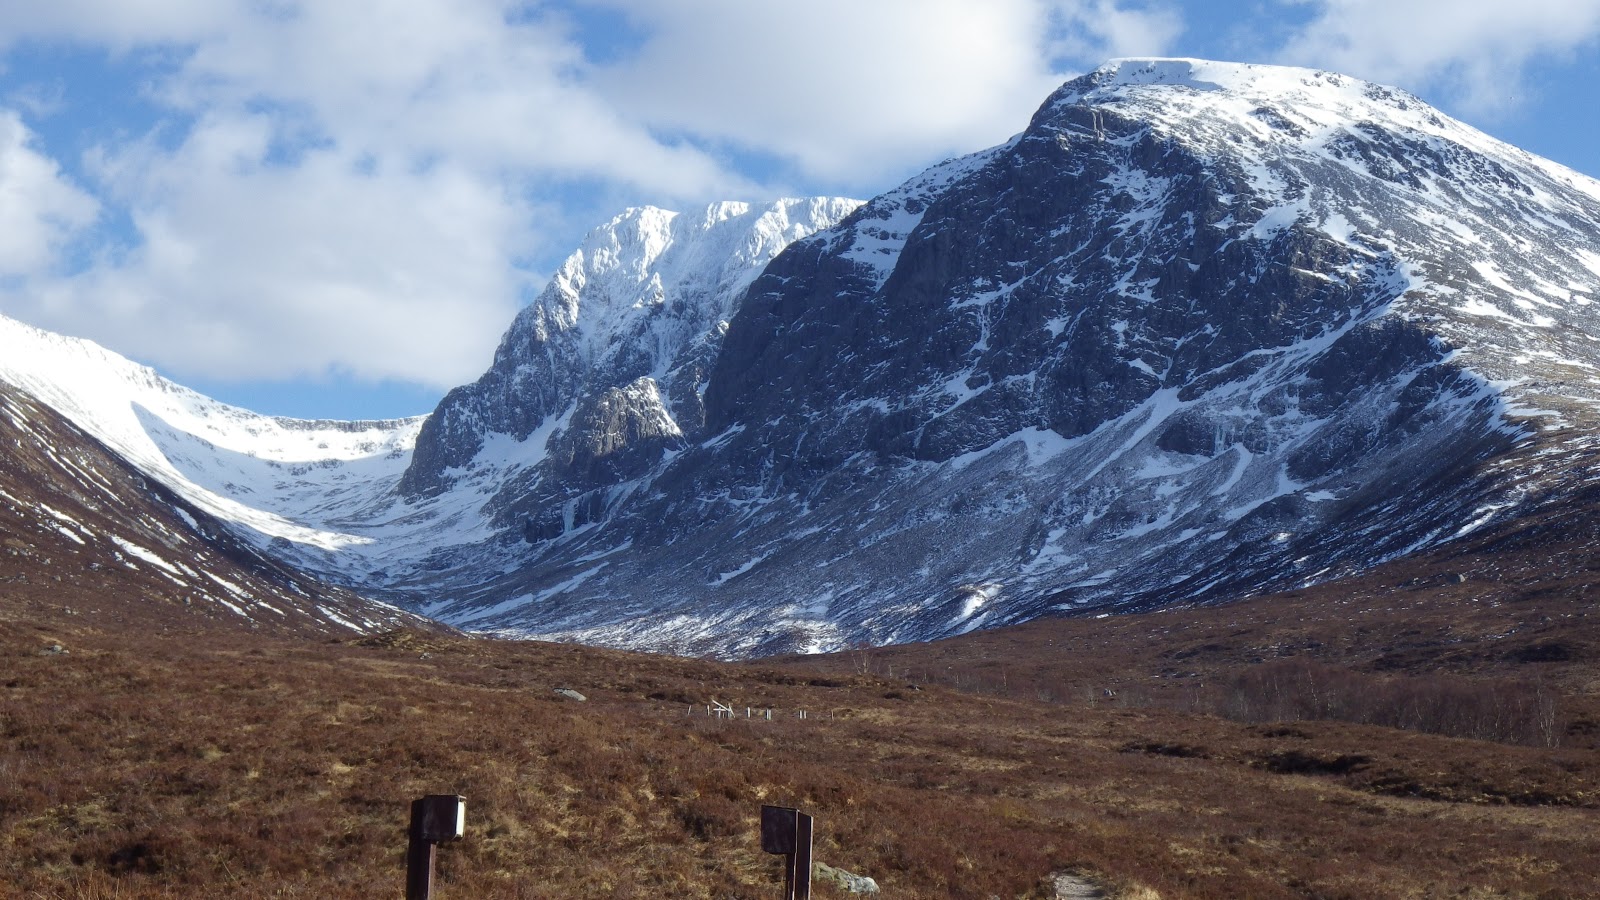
[406,795,466,900]
[760,805,814,900]
[405,812,436,900]
[793,811,814,900]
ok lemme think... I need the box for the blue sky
[1,0,1598,420]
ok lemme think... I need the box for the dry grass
[1,603,1597,899]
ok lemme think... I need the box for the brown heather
[3,566,1599,900]
[2,434,1600,897]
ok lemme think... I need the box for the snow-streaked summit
[533,198,865,356]
[400,196,862,499]
[439,57,1600,654]
[6,60,1600,658]
[1041,58,1600,403]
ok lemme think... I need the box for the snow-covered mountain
[0,197,861,629]
[5,59,1600,655]
[0,371,427,635]
[394,58,1600,654]
[0,313,419,542]
[402,197,862,501]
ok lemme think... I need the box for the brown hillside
[0,382,433,638]
[2,582,1597,898]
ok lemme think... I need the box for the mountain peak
[1033,57,1534,174]
[397,195,862,500]
[1060,57,1386,102]
[1091,57,1344,92]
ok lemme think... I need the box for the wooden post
[760,805,814,900]
[406,795,465,900]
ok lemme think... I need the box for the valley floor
[2,581,1596,898]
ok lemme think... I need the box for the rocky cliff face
[708,60,1600,469]
[401,59,1600,655]
[399,199,862,499]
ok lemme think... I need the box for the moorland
[3,492,1597,898]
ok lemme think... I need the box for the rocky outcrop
[815,861,879,894]
[548,378,684,485]
[398,199,861,500]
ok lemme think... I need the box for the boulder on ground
[815,861,878,894]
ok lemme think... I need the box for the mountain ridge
[3,58,1600,656]
[433,57,1600,653]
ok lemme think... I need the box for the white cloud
[0,110,98,277]
[1277,0,1600,111]
[0,0,759,388]
[585,0,1181,188]
[1045,0,1185,66]
[0,0,1183,393]
[0,0,237,49]
[19,113,532,386]
[148,1,752,200]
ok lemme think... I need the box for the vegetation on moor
[3,544,1599,900]
[1,433,1599,897]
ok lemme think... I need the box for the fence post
[406,795,466,900]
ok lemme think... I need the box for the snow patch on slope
[0,313,421,555]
